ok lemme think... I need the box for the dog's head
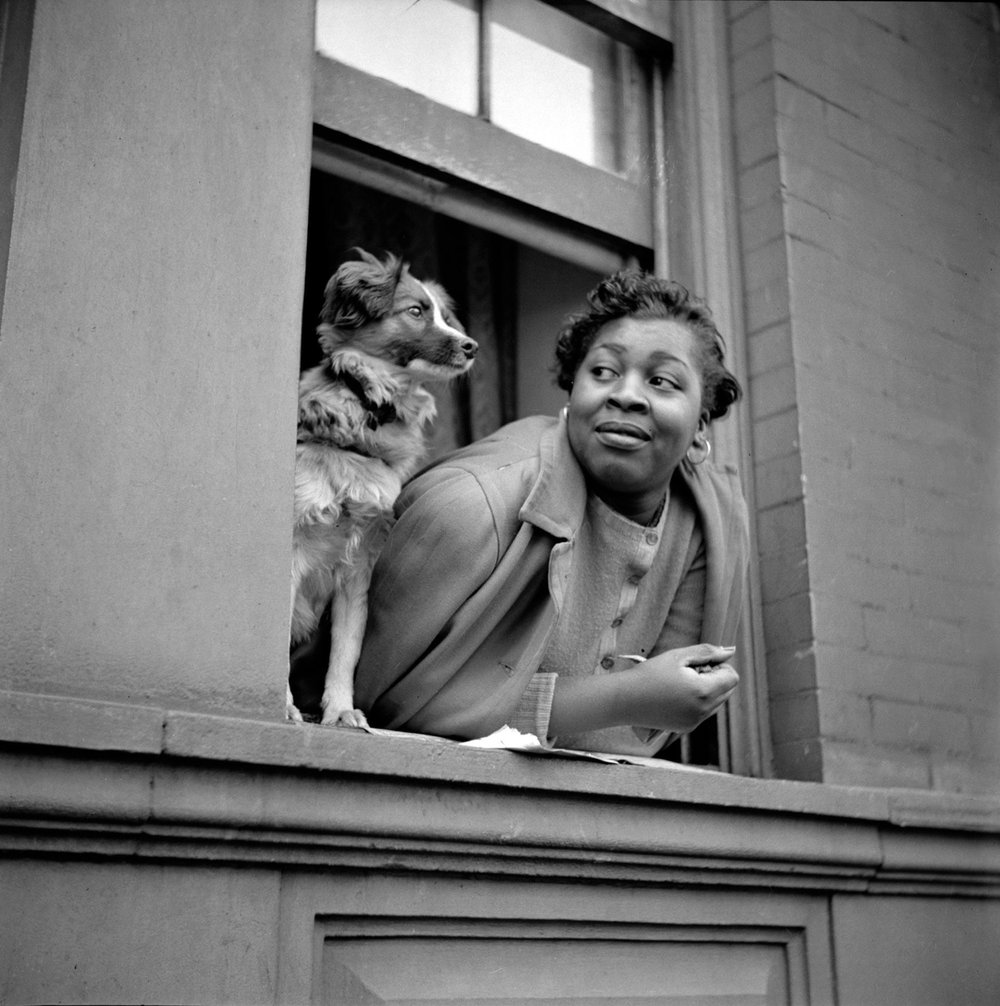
[317,249,477,380]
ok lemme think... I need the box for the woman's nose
[608,373,649,412]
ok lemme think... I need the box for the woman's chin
[588,464,664,503]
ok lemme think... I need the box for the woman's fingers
[697,661,740,698]
[677,643,737,668]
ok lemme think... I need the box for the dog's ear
[320,249,406,329]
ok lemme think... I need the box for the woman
[352,269,749,755]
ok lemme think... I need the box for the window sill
[3,689,998,897]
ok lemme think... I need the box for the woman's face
[566,316,706,521]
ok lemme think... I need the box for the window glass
[488,0,628,172]
[315,0,479,115]
[315,0,642,175]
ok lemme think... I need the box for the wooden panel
[276,873,833,1006]
[313,56,653,249]
[321,929,788,1005]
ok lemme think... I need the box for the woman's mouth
[594,422,651,449]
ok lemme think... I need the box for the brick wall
[729,1,1000,793]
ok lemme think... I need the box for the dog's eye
[407,305,423,318]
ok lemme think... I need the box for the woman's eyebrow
[590,343,692,372]
[648,350,691,369]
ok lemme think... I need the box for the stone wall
[729,0,1000,792]
[0,0,312,718]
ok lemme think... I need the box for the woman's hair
[554,269,742,421]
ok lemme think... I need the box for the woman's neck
[592,485,667,526]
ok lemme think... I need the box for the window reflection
[489,0,626,172]
[315,0,479,116]
[314,0,640,175]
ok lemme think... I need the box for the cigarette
[618,654,647,663]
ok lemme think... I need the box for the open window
[306,0,746,772]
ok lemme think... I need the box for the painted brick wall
[729,1,1000,793]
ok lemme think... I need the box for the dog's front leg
[320,565,372,728]
[286,578,306,722]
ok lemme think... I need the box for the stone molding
[2,690,998,899]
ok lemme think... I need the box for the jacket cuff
[510,671,558,746]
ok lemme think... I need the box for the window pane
[488,0,630,171]
[315,0,479,116]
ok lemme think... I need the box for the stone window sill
[3,689,999,898]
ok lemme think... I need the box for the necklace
[646,494,667,527]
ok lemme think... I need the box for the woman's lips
[594,422,651,449]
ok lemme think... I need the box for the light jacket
[354,415,750,739]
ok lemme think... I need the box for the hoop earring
[686,438,711,466]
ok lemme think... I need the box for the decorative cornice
[2,691,998,898]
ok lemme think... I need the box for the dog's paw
[320,707,370,729]
[285,686,305,724]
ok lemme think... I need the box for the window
[316,0,648,175]
[311,0,669,261]
[307,0,754,773]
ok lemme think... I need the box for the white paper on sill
[461,725,711,770]
[349,723,711,770]
[460,725,622,762]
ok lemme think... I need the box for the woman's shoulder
[411,415,556,488]
[677,457,750,551]
[455,415,558,468]
[398,415,559,522]
[679,454,745,501]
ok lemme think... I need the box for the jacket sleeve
[352,465,501,714]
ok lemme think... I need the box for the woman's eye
[591,365,617,379]
[650,375,680,390]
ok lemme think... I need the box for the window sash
[313,54,655,250]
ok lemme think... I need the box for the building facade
[1,2,998,1003]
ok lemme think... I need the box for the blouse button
[600,656,615,670]
[611,617,623,627]
[645,531,658,545]
[628,574,642,585]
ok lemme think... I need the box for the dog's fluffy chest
[292,353,440,530]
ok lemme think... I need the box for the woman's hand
[547,643,739,737]
[625,644,739,732]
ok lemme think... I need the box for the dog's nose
[461,338,478,359]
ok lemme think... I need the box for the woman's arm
[547,643,738,736]
[353,466,501,710]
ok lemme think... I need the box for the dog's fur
[288,249,476,726]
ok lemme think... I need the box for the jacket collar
[517,415,742,546]
[518,416,588,540]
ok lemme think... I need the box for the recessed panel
[322,934,788,1004]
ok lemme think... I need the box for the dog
[287,249,477,726]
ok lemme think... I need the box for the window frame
[307,0,771,777]
[312,55,655,252]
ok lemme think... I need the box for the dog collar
[332,368,399,430]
